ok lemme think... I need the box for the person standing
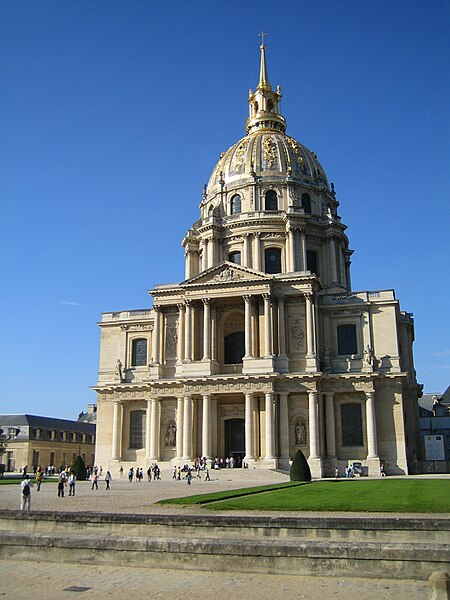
[204,468,210,481]
[91,471,99,490]
[119,465,123,478]
[57,470,66,497]
[20,475,32,510]
[68,471,76,496]
[105,471,112,490]
[35,468,42,491]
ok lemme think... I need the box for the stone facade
[93,44,422,478]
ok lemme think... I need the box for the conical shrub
[71,455,87,481]
[290,449,312,481]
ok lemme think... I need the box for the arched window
[265,190,277,210]
[228,251,241,265]
[265,248,282,274]
[224,331,245,364]
[131,338,147,366]
[129,410,145,449]
[306,250,318,275]
[230,194,241,215]
[302,193,312,214]
[208,205,214,216]
[337,324,358,356]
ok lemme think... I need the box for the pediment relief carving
[183,262,271,287]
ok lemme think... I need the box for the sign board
[424,435,445,460]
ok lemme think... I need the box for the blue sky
[1,1,449,419]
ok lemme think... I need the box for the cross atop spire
[258,30,268,47]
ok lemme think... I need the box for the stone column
[182,394,193,461]
[277,296,287,358]
[202,394,212,459]
[208,237,215,269]
[201,239,208,271]
[329,236,338,283]
[299,229,307,271]
[184,300,193,362]
[265,392,275,460]
[278,392,290,462]
[185,250,194,280]
[308,391,320,459]
[254,232,261,271]
[211,303,217,361]
[111,400,122,460]
[366,391,378,458]
[176,304,185,363]
[149,398,160,461]
[244,392,255,462]
[153,306,161,364]
[145,399,152,460]
[243,295,253,358]
[263,294,273,358]
[202,298,211,360]
[243,233,250,267]
[325,393,336,458]
[288,227,295,272]
[305,294,316,358]
[176,396,183,460]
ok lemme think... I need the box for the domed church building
[93,43,421,477]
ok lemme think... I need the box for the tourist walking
[119,465,123,478]
[186,470,192,485]
[204,468,210,481]
[128,467,134,482]
[20,475,32,510]
[68,471,76,496]
[105,471,112,490]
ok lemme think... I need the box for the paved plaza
[0,470,447,599]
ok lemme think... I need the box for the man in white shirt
[20,475,32,510]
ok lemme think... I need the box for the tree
[290,449,312,482]
[71,455,87,480]
[0,428,8,458]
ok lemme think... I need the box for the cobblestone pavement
[0,559,430,600]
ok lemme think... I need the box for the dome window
[265,190,278,211]
[265,248,281,274]
[230,194,241,215]
[228,251,241,265]
[302,193,312,214]
[306,250,318,275]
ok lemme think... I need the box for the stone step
[0,529,449,581]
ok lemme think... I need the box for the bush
[290,449,312,482]
[71,456,87,481]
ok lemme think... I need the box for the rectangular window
[341,404,363,446]
[129,410,146,449]
[132,339,147,366]
[337,324,358,355]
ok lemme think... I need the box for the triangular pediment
[182,262,272,287]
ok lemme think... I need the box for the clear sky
[1,1,449,419]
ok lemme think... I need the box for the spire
[246,35,286,135]
[258,32,270,91]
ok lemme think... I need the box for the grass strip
[160,479,450,513]
[158,480,307,505]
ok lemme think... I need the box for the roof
[0,414,95,433]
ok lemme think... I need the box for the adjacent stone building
[93,43,421,477]
[0,412,96,472]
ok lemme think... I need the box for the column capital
[243,294,253,303]
[177,302,185,311]
[202,297,211,306]
[153,305,162,312]
[262,293,272,303]
[185,299,192,307]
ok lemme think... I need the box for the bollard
[429,571,450,600]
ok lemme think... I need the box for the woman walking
[105,471,112,490]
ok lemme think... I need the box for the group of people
[125,464,161,483]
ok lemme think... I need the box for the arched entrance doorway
[224,418,245,468]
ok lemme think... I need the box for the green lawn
[0,477,54,486]
[160,479,450,513]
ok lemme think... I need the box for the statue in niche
[115,359,124,382]
[165,424,176,448]
[364,345,374,367]
[295,421,306,445]
[322,347,332,372]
